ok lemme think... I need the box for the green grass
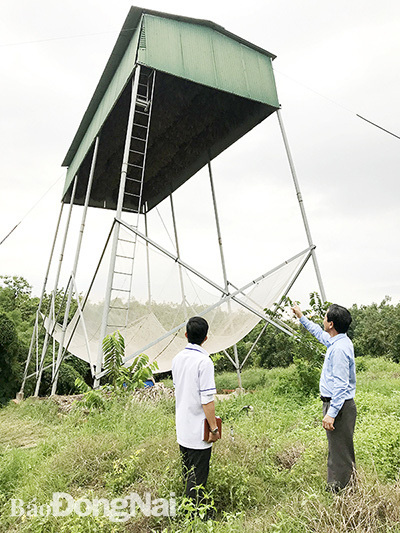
[1,356,400,531]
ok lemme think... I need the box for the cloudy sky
[1,0,399,310]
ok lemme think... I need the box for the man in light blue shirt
[292,303,356,491]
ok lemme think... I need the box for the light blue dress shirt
[300,316,356,418]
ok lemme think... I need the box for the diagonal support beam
[93,239,312,380]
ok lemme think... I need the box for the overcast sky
[1,0,399,310]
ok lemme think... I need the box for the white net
[47,223,310,373]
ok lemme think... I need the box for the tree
[0,312,24,404]
[0,276,86,399]
[102,331,158,391]
[350,297,400,362]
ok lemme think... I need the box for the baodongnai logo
[11,492,176,522]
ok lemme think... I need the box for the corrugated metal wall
[138,14,278,107]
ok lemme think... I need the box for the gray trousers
[323,398,356,489]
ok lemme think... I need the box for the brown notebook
[203,416,222,441]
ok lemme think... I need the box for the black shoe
[326,483,342,494]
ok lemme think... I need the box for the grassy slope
[1,357,400,532]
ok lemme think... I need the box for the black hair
[186,316,209,345]
[327,304,352,334]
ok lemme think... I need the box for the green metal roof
[62,6,280,211]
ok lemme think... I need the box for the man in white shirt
[172,316,219,502]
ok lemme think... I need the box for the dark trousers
[323,398,357,489]
[179,445,212,502]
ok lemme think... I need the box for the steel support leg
[34,177,79,397]
[144,210,152,306]
[240,248,313,370]
[208,161,242,388]
[51,136,99,395]
[277,109,327,302]
[19,202,64,396]
[170,194,188,320]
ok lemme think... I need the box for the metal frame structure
[19,9,327,397]
[20,129,321,395]
[19,103,325,397]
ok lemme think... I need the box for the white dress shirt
[172,343,216,450]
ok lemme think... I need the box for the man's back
[172,343,216,450]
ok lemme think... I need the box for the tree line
[1,275,399,404]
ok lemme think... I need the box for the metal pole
[51,136,99,395]
[240,248,313,370]
[19,202,65,396]
[95,246,312,377]
[208,161,242,388]
[96,280,296,380]
[95,66,142,387]
[144,209,152,306]
[51,296,56,379]
[70,274,94,376]
[29,222,116,384]
[33,178,78,396]
[118,218,312,301]
[170,194,187,320]
[276,109,327,302]
[208,162,229,291]
[222,349,236,367]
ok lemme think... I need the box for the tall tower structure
[20,7,325,396]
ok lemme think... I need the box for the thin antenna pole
[95,66,141,388]
[356,114,400,141]
[51,136,99,395]
[208,161,242,389]
[277,109,327,302]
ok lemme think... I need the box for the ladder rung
[127,163,143,169]
[111,287,131,293]
[135,109,149,116]
[108,324,127,328]
[133,123,147,129]
[131,136,146,142]
[129,149,145,155]
[122,206,138,213]
[114,270,132,275]
[126,177,142,183]
[119,238,136,244]
[116,254,134,259]
[109,306,129,310]
[124,192,140,198]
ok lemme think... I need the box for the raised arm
[292,305,331,347]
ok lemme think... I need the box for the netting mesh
[48,223,309,373]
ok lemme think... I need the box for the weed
[1,358,400,532]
